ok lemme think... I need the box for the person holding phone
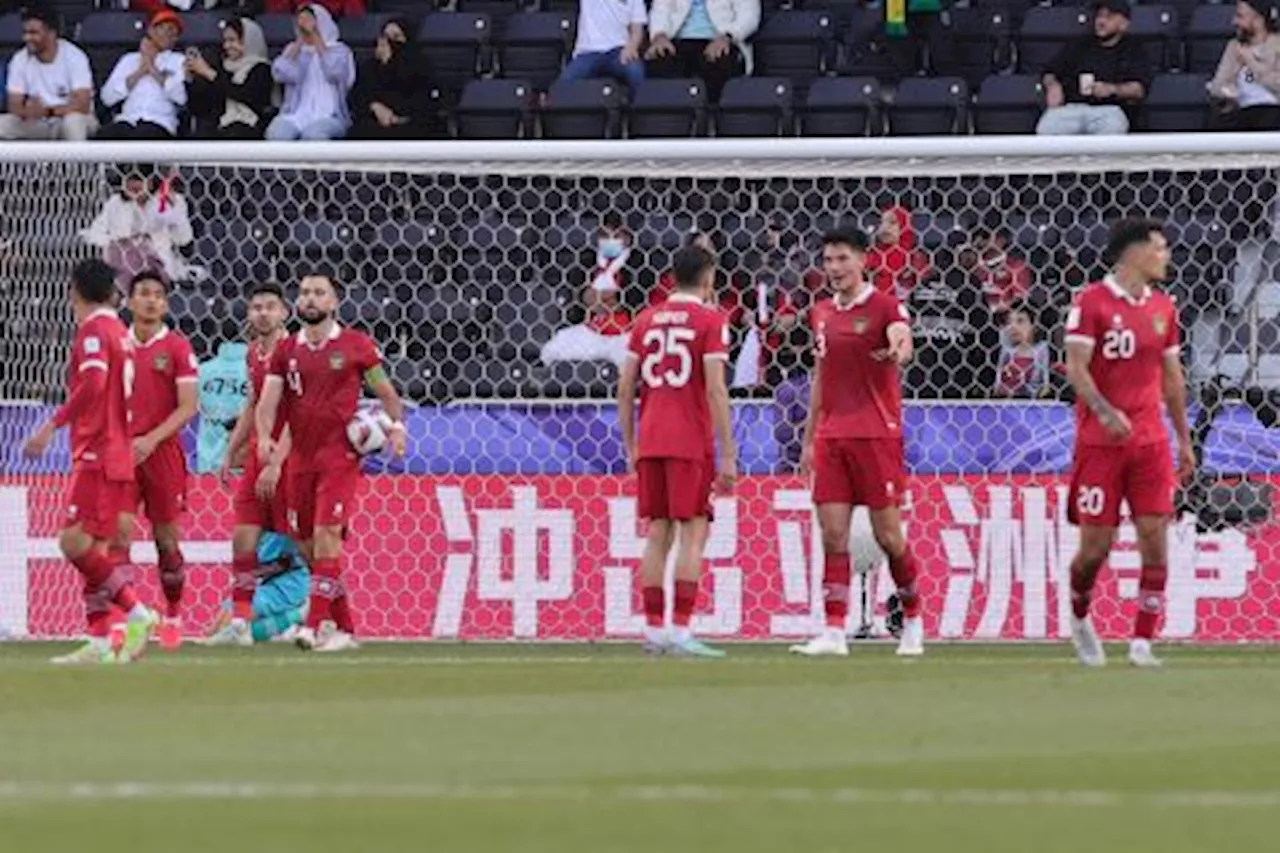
[265,4,354,141]
[1208,0,1280,130]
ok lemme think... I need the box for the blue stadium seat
[541,78,626,138]
[1017,7,1090,73]
[541,0,579,13]
[974,0,1037,27]
[973,74,1042,135]
[840,6,904,79]
[1143,72,1211,131]
[456,78,536,139]
[627,78,708,138]
[800,76,881,136]
[0,14,21,50]
[456,0,524,33]
[1186,5,1234,74]
[181,13,227,48]
[716,77,794,137]
[1128,6,1180,71]
[418,12,492,96]
[257,14,297,50]
[930,7,1012,88]
[79,12,147,48]
[498,11,574,91]
[889,76,969,135]
[753,10,835,91]
[339,13,395,48]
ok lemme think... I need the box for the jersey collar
[667,293,703,304]
[833,282,874,311]
[84,307,117,323]
[296,322,342,350]
[128,325,168,348]
[1103,274,1151,306]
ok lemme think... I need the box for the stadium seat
[974,0,1037,27]
[840,7,907,79]
[889,76,969,135]
[257,14,297,50]
[1017,7,1090,73]
[1128,6,1180,71]
[800,76,881,136]
[180,13,227,49]
[930,7,1012,88]
[42,0,96,29]
[497,11,574,92]
[752,10,836,92]
[973,74,1043,134]
[456,0,525,33]
[1186,4,1234,74]
[541,0,579,12]
[1142,72,1211,131]
[417,12,492,97]
[541,78,626,139]
[0,14,21,51]
[339,13,394,49]
[716,77,794,137]
[79,12,147,48]
[627,78,708,138]
[456,78,536,139]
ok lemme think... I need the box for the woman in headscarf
[185,17,274,140]
[81,166,197,289]
[265,4,355,140]
[349,16,435,139]
[864,205,933,300]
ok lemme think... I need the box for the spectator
[350,17,435,140]
[558,0,647,91]
[540,276,633,366]
[993,305,1052,399]
[81,167,196,290]
[646,0,760,102]
[971,228,1033,315]
[99,9,187,139]
[585,276,633,336]
[1208,0,1280,131]
[588,211,634,296]
[1037,0,1152,136]
[266,4,355,141]
[0,6,97,141]
[265,0,365,18]
[185,17,273,139]
[865,206,931,300]
[904,246,996,399]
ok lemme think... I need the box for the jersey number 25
[640,328,695,389]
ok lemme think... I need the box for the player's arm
[1162,316,1195,483]
[1064,338,1132,441]
[705,355,736,491]
[799,358,822,476]
[255,376,284,465]
[256,425,292,500]
[885,318,913,365]
[617,353,640,474]
[134,375,198,464]
[22,360,107,458]
[221,385,256,481]
[365,362,407,458]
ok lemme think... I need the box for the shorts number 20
[1076,486,1106,517]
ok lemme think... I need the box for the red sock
[84,580,112,637]
[1070,557,1093,619]
[672,580,698,628]
[307,558,340,628]
[823,553,851,628]
[642,586,664,628]
[158,548,185,619]
[232,553,257,621]
[1134,564,1168,640]
[71,550,138,611]
[332,593,355,634]
[107,545,129,568]
[888,549,921,618]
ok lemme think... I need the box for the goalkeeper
[206,532,309,644]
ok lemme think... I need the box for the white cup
[1079,73,1096,96]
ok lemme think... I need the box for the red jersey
[61,308,133,481]
[247,338,287,447]
[627,294,729,461]
[811,287,911,440]
[1065,277,1179,448]
[268,324,382,472]
[127,326,197,442]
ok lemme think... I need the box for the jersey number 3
[640,327,696,389]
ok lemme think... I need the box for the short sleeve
[629,0,648,24]
[886,295,910,329]
[267,341,289,377]
[6,53,24,95]
[1064,293,1099,347]
[704,311,730,362]
[626,315,646,360]
[174,336,199,380]
[69,47,93,92]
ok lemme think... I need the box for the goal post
[1,135,1278,642]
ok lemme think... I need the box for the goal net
[2,137,1279,642]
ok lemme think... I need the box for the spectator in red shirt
[972,228,1033,316]
[265,0,366,18]
[865,205,931,299]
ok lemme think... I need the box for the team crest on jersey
[1153,315,1167,336]
[852,316,869,335]
[329,352,345,370]
[153,354,169,371]
[1112,314,1124,327]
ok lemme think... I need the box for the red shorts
[1068,441,1175,527]
[125,439,187,525]
[233,451,291,533]
[64,467,132,540]
[812,437,905,510]
[637,456,714,522]
[290,461,361,540]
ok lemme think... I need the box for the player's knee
[821,529,849,554]
[872,527,904,558]
[232,527,259,557]
[312,526,343,557]
[153,525,180,554]
[58,528,88,560]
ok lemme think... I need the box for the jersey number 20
[640,328,696,388]
[1102,328,1135,360]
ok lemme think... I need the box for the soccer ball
[347,406,394,456]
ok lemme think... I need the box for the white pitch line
[0,781,1276,809]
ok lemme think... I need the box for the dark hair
[128,269,168,296]
[601,211,624,231]
[821,228,870,253]
[249,280,285,301]
[21,6,59,31]
[300,270,342,298]
[1104,218,1165,267]
[222,17,244,40]
[1007,302,1036,324]
[71,259,117,306]
[672,245,716,290]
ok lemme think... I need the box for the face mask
[598,238,625,260]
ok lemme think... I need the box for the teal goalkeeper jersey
[196,342,250,474]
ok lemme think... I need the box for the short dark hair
[300,270,342,298]
[821,228,870,253]
[222,17,245,40]
[601,211,624,231]
[1007,301,1036,324]
[249,280,285,301]
[21,6,60,31]
[71,259,117,306]
[128,269,168,295]
[672,245,716,290]
[1104,218,1165,267]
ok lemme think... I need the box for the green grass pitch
[1,642,1278,853]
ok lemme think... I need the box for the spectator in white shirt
[646,0,760,102]
[99,9,188,139]
[557,0,647,91]
[266,4,355,140]
[0,7,97,141]
[82,166,198,289]
[1208,0,1280,130]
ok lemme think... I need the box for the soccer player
[118,270,198,650]
[206,531,310,645]
[790,229,925,658]
[22,259,156,664]
[256,273,407,653]
[209,281,291,647]
[617,244,737,658]
[1063,219,1194,669]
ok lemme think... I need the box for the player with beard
[209,281,293,646]
[256,274,407,652]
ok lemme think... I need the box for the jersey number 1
[640,328,696,389]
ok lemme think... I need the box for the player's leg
[141,445,188,648]
[792,440,854,656]
[1126,444,1177,667]
[869,506,924,657]
[1066,444,1126,666]
[638,517,675,652]
[667,514,725,658]
[308,464,360,652]
[152,523,184,648]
